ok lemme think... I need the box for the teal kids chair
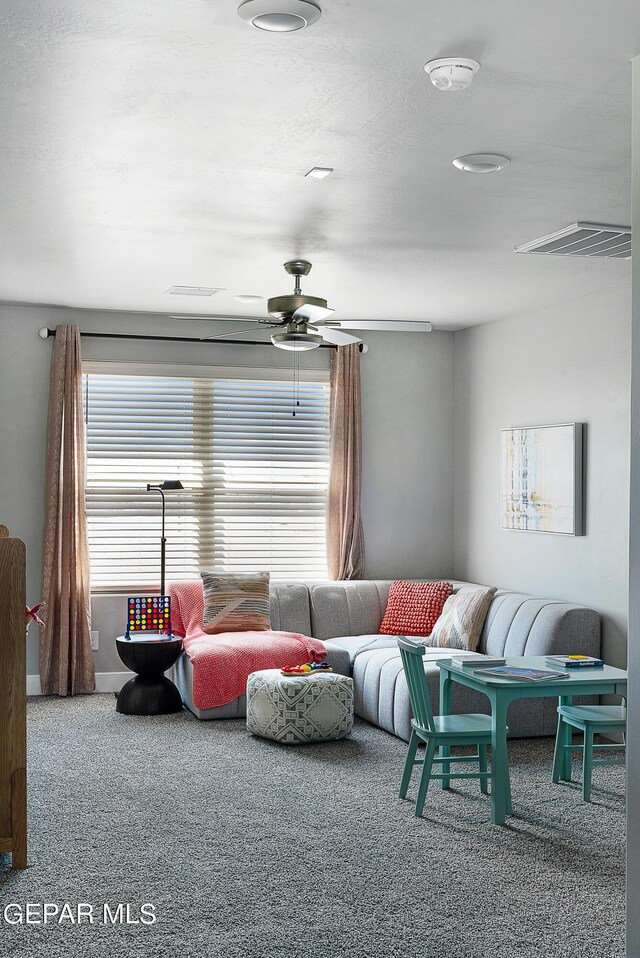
[552,702,626,802]
[398,638,503,817]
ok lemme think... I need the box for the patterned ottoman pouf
[246,669,354,744]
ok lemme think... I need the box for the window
[84,365,330,590]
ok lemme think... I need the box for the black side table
[115,636,183,715]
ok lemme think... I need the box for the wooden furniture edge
[0,534,27,868]
[11,767,27,868]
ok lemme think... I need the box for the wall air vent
[514,223,631,260]
[165,286,224,296]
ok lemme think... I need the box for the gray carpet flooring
[0,696,625,958]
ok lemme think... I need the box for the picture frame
[500,422,584,536]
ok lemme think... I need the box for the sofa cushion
[379,580,453,636]
[479,594,601,658]
[351,646,554,742]
[308,582,393,640]
[325,633,420,677]
[352,646,470,741]
[269,582,312,635]
[429,587,497,651]
[307,580,488,640]
[169,579,312,637]
[308,580,600,659]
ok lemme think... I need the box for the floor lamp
[146,480,184,594]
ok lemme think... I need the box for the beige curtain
[40,325,95,695]
[327,343,365,579]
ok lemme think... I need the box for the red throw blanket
[169,581,327,710]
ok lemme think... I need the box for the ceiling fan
[170,260,432,351]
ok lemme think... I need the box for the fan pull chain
[292,349,299,417]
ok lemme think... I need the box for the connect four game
[125,596,172,639]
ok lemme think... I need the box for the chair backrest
[398,637,435,733]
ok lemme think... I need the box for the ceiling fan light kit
[237,0,322,32]
[424,58,480,91]
[271,330,324,351]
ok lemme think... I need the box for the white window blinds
[84,367,330,590]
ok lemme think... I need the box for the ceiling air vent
[515,223,631,260]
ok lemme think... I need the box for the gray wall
[0,305,455,677]
[359,329,455,579]
[626,53,640,958]
[453,283,631,670]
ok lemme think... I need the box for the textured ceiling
[1,0,639,329]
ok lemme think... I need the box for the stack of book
[544,654,604,669]
[449,656,506,671]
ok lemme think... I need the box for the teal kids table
[437,656,627,825]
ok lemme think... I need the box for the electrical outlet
[90,631,99,651]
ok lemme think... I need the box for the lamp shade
[159,480,184,491]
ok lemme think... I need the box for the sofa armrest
[523,605,601,658]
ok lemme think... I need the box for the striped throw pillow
[200,572,271,634]
[428,587,497,651]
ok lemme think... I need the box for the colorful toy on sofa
[281,662,333,676]
[125,596,173,639]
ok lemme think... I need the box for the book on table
[544,654,604,668]
[449,656,507,670]
[475,666,570,682]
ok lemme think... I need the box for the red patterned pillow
[379,581,453,637]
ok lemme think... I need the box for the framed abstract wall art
[501,423,584,536]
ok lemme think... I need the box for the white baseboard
[94,671,131,693]
[27,672,130,696]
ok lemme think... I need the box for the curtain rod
[38,326,342,350]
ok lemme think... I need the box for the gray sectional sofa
[173,579,601,742]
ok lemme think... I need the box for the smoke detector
[453,154,510,173]
[237,0,321,32]
[424,58,480,91]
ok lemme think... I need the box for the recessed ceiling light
[233,294,264,303]
[237,0,321,32]
[452,154,510,174]
[165,286,224,296]
[305,167,333,179]
[424,58,480,91]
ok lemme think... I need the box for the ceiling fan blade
[171,313,265,323]
[313,320,432,332]
[292,303,335,324]
[199,325,266,342]
[313,327,363,347]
